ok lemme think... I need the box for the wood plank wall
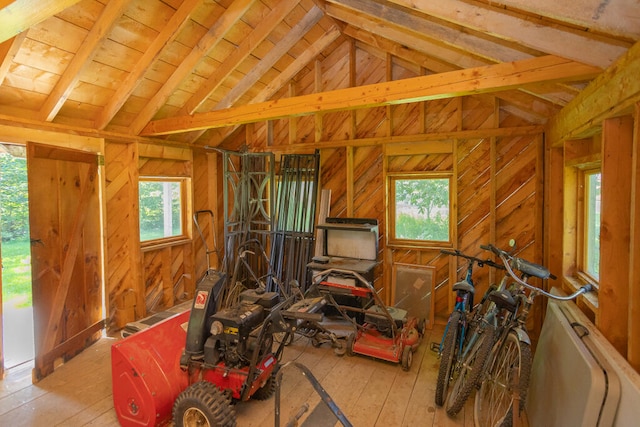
[104,140,144,330]
[104,141,206,331]
[220,40,545,328]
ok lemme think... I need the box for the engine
[203,289,279,368]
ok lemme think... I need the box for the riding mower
[111,270,311,426]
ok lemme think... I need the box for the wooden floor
[0,324,474,426]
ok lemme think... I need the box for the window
[139,178,187,242]
[389,174,451,245]
[582,170,601,280]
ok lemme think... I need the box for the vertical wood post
[599,115,633,356]
[628,104,640,371]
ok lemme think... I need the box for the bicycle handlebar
[440,249,505,270]
[482,243,593,301]
[480,244,556,279]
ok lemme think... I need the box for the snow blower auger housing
[111,270,306,427]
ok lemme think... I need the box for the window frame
[139,176,191,248]
[387,172,453,248]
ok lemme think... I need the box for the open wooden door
[27,142,103,381]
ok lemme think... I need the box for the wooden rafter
[215,5,324,110]
[141,55,600,136]
[128,0,258,134]
[328,0,536,63]
[95,0,202,130]
[191,24,342,144]
[346,26,562,118]
[179,0,300,116]
[326,3,489,70]
[485,0,640,39]
[0,0,82,44]
[389,0,630,68]
[547,40,640,144]
[346,27,456,73]
[0,33,26,85]
[38,0,129,122]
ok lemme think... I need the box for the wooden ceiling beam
[345,25,564,116]
[38,0,129,122]
[0,33,26,85]
[193,24,342,145]
[345,27,456,74]
[141,55,601,136]
[0,0,82,44]
[484,0,640,40]
[547,40,640,145]
[128,0,258,135]
[180,0,300,116]
[328,0,536,63]
[95,0,202,130]
[334,3,597,112]
[253,25,341,105]
[326,3,488,70]
[215,5,324,110]
[389,0,629,69]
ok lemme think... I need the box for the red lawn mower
[314,268,423,370]
[111,271,304,426]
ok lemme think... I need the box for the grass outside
[2,238,32,308]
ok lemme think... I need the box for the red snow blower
[111,270,307,426]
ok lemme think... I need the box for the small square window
[389,175,451,245]
[139,179,185,242]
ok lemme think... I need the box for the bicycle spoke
[475,331,532,427]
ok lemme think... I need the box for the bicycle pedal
[429,342,440,353]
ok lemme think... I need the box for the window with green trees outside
[139,179,185,242]
[390,175,451,244]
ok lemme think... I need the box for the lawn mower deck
[315,268,423,371]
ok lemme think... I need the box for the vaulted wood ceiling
[0,0,637,146]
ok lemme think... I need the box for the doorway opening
[0,143,34,369]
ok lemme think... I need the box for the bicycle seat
[452,280,475,294]
[488,289,517,312]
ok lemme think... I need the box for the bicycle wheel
[445,323,495,417]
[435,310,461,406]
[474,330,532,427]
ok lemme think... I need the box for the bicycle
[444,245,511,417]
[473,243,593,427]
[435,249,504,406]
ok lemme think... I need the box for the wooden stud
[599,115,634,356]
[628,104,640,371]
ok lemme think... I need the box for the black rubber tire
[346,332,355,356]
[173,381,236,427]
[252,372,277,401]
[445,323,495,417]
[401,345,413,371]
[474,330,533,427]
[435,311,461,407]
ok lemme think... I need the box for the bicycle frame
[473,244,593,427]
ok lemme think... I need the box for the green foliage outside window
[394,177,450,242]
[139,180,183,241]
[585,171,601,279]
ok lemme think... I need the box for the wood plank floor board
[0,325,472,426]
